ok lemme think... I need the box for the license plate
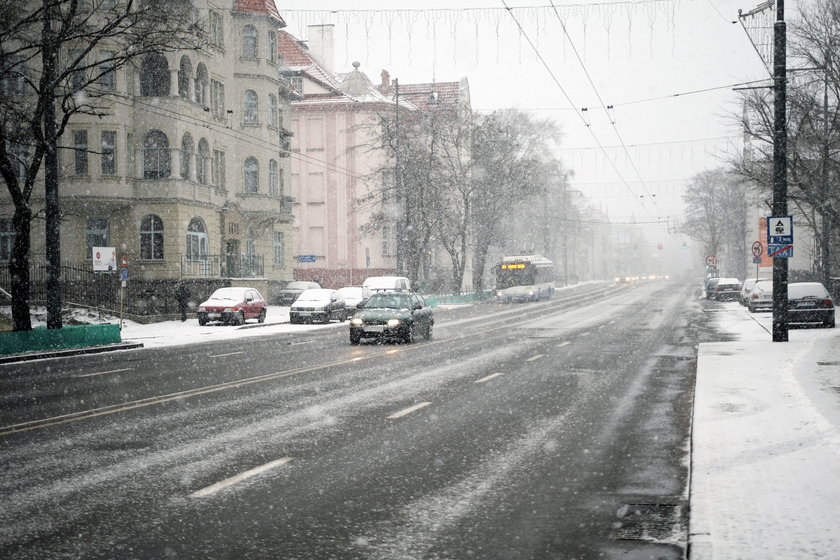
[364,325,385,332]
[297,312,311,316]
[796,302,815,308]
[207,313,221,319]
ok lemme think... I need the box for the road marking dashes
[190,457,293,498]
[527,354,545,362]
[475,372,505,383]
[387,402,431,419]
[74,368,133,378]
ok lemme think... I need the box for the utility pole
[394,78,403,276]
[771,0,788,342]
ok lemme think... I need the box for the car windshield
[208,288,246,301]
[364,294,410,309]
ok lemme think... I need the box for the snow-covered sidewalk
[690,304,840,558]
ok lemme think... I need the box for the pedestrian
[175,282,191,321]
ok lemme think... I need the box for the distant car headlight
[350,317,363,326]
[387,319,401,327]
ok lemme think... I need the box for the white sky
[274,0,774,242]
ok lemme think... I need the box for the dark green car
[349,292,434,344]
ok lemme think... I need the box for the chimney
[307,24,335,73]
[381,69,390,91]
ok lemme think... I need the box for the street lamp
[392,78,437,276]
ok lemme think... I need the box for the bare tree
[0,0,202,331]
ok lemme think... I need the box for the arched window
[180,133,194,179]
[244,90,258,124]
[140,53,170,97]
[197,138,210,185]
[143,130,170,179]
[244,157,259,193]
[140,214,164,260]
[186,217,208,261]
[178,55,192,99]
[243,25,258,58]
[268,159,278,196]
[268,94,278,127]
[195,62,208,106]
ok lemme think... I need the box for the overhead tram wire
[500,0,658,220]
[549,0,665,218]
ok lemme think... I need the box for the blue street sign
[298,255,316,263]
[767,244,793,258]
[120,268,128,281]
[767,216,793,245]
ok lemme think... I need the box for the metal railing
[180,253,264,278]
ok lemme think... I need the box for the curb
[0,342,145,364]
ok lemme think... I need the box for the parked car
[739,278,762,306]
[747,280,773,312]
[787,282,835,328]
[289,289,347,324]
[704,277,721,299]
[362,276,412,293]
[196,287,267,326]
[713,278,742,301]
[276,281,321,305]
[349,291,433,344]
[337,286,371,312]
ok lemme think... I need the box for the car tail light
[821,299,833,307]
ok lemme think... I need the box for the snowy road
[0,280,705,559]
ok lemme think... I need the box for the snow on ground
[691,300,840,559]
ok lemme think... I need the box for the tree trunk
[10,206,33,331]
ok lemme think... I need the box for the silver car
[747,280,773,312]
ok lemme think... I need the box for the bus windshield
[496,264,534,289]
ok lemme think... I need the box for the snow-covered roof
[232,0,285,25]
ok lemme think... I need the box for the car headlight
[223,307,237,312]
[197,307,206,312]
[350,317,363,326]
[387,318,401,327]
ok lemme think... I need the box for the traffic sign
[767,216,793,245]
[705,255,717,267]
[751,241,763,257]
[120,268,128,281]
[768,244,793,258]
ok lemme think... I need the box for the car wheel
[423,322,433,340]
[350,331,361,345]
[198,316,208,326]
[825,318,835,328]
[748,304,755,313]
[339,310,347,322]
[236,311,245,326]
[258,309,266,323]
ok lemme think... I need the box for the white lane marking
[559,341,572,347]
[75,368,133,378]
[208,351,245,358]
[527,354,545,362]
[190,457,293,498]
[387,402,432,419]
[475,372,505,383]
[580,331,591,337]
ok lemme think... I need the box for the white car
[337,286,371,311]
[747,280,773,312]
[289,289,347,324]
[739,278,762,306]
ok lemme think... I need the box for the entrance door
[226,240,240,277]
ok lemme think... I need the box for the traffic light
[682,241,688,249]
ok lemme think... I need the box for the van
[362,276,412,293]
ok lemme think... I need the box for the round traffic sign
[705,255,717,266]
[751,241,763,257]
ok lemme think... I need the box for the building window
[140,53,170,96]
[273,231,284,267]
[197,138,209,185]
[268,159,278,196]
[210,79,225,118]
[290,76,303,94]
[0,218,15,262]
[268,31,277,63]
[268,94,278,128]
[212,149,225,187]
[195,62,208,106]
[1,55,27,96]
[243,90,258,124]
[140,214,164,260]
[98,50,116,92]
[86,218,109,258]
[209,10,224,50]
[178,55,192,99]
[186,217,208,261]
[243,25,257,58]
[244,157,259,193]
[143,129,170,179]
[5,140,28,180]
[73,130,88,176]
[69,49,86,91]
[101,130,116,176]
[382,226,390,256]
[180,133,194,179]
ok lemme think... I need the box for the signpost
[751,241,763,279]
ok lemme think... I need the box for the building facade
[1,0,297,315]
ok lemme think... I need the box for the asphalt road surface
[1,280,709,559]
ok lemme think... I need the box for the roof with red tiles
[233,0,285,25]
